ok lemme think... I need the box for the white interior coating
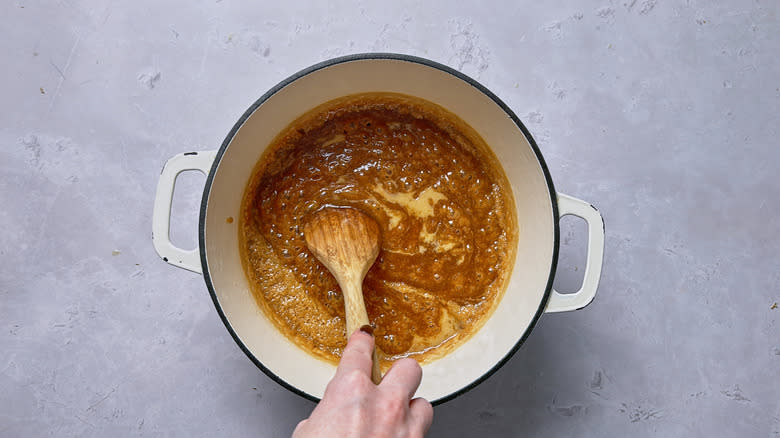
[202,58,555,402]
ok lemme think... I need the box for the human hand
[292,327,434,438]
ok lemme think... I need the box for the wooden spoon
[303,206,383,384]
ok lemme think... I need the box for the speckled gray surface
[2,0,778,436]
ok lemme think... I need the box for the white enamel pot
[152,54,605,405]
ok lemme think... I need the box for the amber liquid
[240,92,517,367]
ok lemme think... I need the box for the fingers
[312,344,433,437]
[334,329,376,381]
[409,397,434,435]
[380,357,423,399]
[291,419,308,438]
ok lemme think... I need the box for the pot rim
[197,52,561,405]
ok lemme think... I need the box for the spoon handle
[369,345,382,384]
[341,279,382,384]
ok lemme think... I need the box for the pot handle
[152,150,217,274]
[545,193,605,313]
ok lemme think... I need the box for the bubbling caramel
[240,92,517,367]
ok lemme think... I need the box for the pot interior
[202,56,556,403]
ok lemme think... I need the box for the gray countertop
[2,1,778,436]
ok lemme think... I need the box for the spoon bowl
[303,206,383,383]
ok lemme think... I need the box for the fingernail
[359,324,374,336]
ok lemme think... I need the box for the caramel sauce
[240,93,517,367]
